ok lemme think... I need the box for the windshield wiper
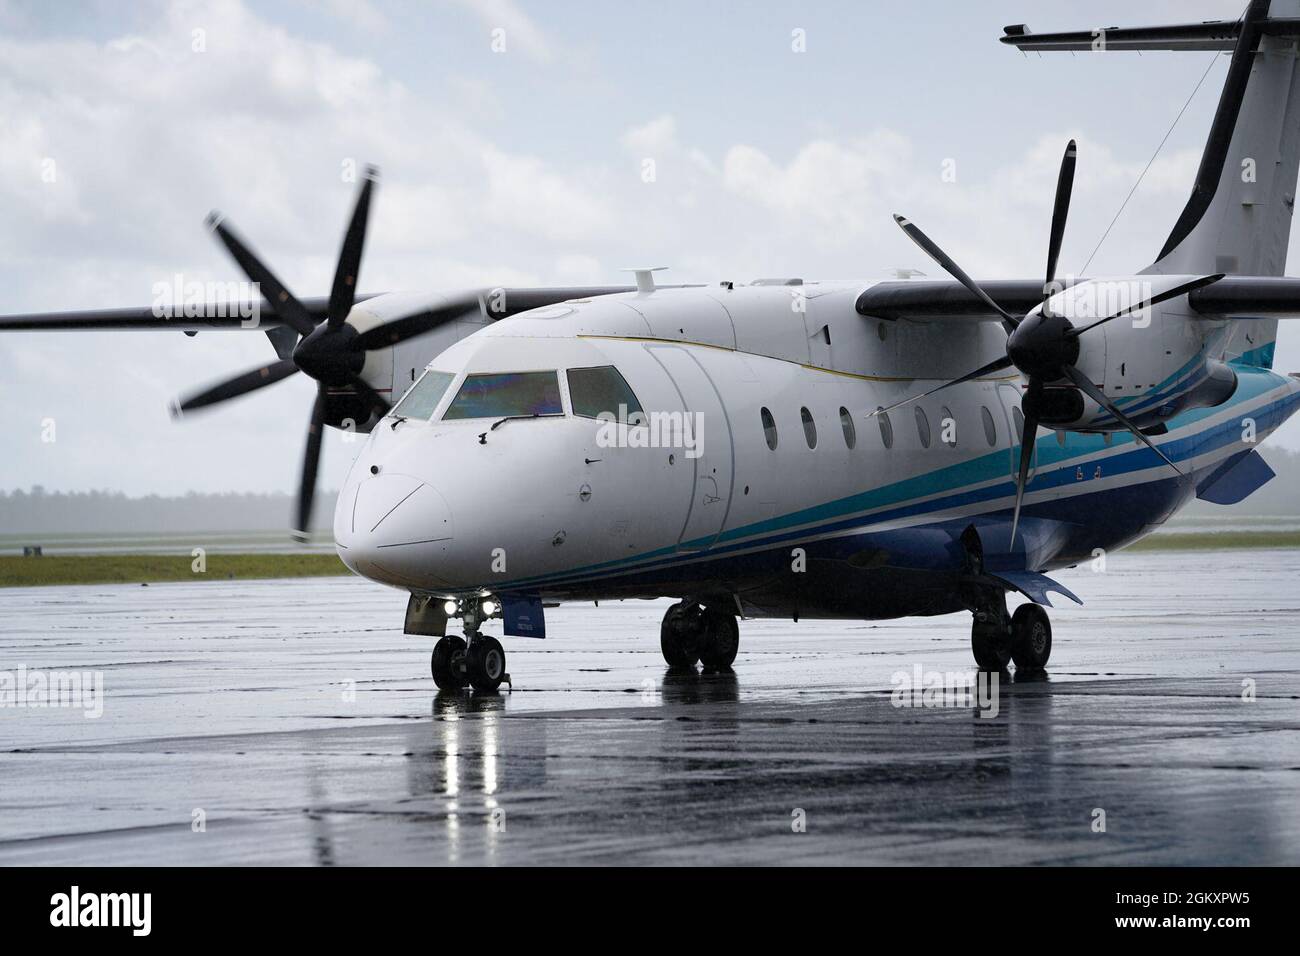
[490,413,542,431]
[479,413,546,444]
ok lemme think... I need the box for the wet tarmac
[2,549,1299,865]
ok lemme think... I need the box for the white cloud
[621,115,677,156]
[450,0,555,64]
[319,0,389,34]
[481,147,612,242]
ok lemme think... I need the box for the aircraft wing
[857,276,1300,321]
[0,285,640,332]
[856,279,1066,321]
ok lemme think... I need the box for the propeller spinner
[878,141,1223,543]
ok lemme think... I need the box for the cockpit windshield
[391,369,456,420]
[442,371,564,420]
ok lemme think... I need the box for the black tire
[467,635,507,692]
[431,635,468,690]
[660,601,702,668]
[971,617,1011,671]
[699,607,740,668]
[1010,603,1052,670]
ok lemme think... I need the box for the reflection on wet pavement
[2,549,1299,864]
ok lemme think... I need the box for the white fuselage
[332,282,1299,614]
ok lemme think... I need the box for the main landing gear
[660,601,740,669]
[970,593,1053,672]
[431,599,509,692]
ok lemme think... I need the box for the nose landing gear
[660,601,740,669]
[430,598,509,692]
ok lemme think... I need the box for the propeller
[171,166,478,540]
[877,140,1223,543]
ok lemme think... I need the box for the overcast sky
[1,0,1289,500]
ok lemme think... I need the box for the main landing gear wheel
[431,635,468,690]
[660,602,741,668]
[660,601,703,667]
[971,615,1012,671]
[699,607,740,668]
[1010,603,1052,670]
[467,635,507,692]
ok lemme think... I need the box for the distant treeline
[2,445,1298,536]
[0,488,339,536]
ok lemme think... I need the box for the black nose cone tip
[1008,311,1081,380]
[292,322,364,383]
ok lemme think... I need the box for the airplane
[7,0,1300,693]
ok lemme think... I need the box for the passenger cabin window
[567,366,644,423]
[980,406,997,446]
[392,370,455,420]
[800,407,817,449]
[1012,407,1026,443]
[940,406,956,447]
[761,407,778,449]
[839,407,856,449]
[443,371,563,420]
[915,406,931,448]
[877,408,894,449]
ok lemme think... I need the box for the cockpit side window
[391,369,456,420]
[442,371,563,420]
[566,366,644,423]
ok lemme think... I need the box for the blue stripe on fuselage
[495,366,1298,592]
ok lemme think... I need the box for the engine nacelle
[1034,276,1237,432]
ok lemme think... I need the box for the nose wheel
[466,635,508,691]
[431,634,508,692]
[431,635,468,689]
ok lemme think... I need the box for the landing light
[481,599,498,616]
[443,599,458,615]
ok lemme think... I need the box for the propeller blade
[327,166,378,329]
[293,387,328,542]
[1061,365,1183,475]
[206,214,316,337]
[171,358,299,415]
[347,374,391,418]
[1009,379,1042,545]
[892,214,1020,333]
[354,298,482,351]
[1066,274,1225,338]
[868,355,1015,418]
[1044,139,1077,298]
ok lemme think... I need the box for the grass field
[1125,530,1300,551]
[2,531,1299,587]
[0,553,350,587]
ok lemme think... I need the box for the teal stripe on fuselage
[1091,350,1204,425]
[495,365,1293,592]
[1236,341,1276,369]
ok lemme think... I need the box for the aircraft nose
[336,472,456,586]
